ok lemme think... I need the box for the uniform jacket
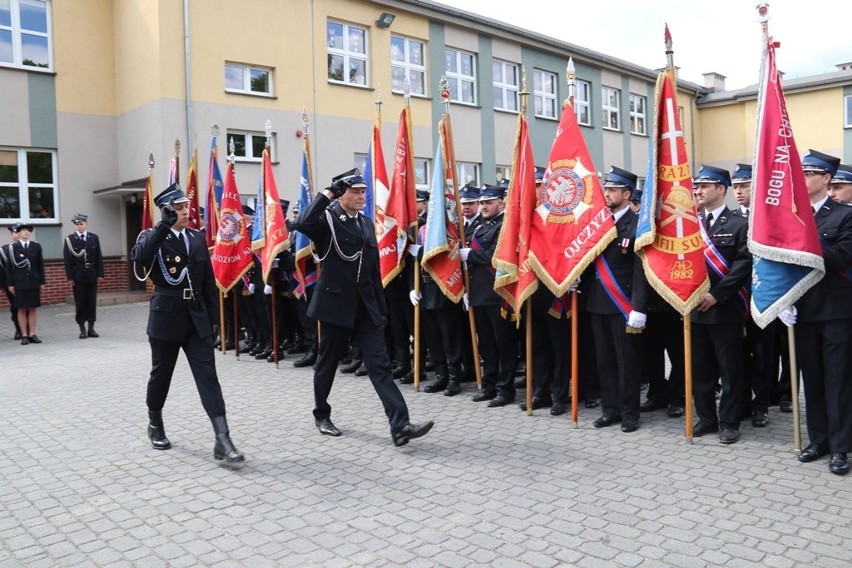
[0,243,9,288]
[63,232,104,283]
[295,193,386,329]
[462,213,483,245]
[130,224,218,342]
[6,240,45,290]
[691,207,752,325]
[466,211,503,307]
[796,197,852,322]
[582,208,641,315]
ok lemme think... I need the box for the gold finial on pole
[228,137,236,165]
[148,153,155,171]
[265,119,273,147]
[302,106,309,136]
[566,57,576,105]
[211,124,220,138]
[439,74,451,114]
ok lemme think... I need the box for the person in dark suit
[525,286,572,415]
[784,150,852,475]
[294,169,433,447]
[0,224,23,339]
[130,183,243,465]
[691,165,752,444]
[456,185,482,383]
[459,184,518,406]
[63,213,105,339]
[582,167,644,432]
[828,163,852,205]
[6,222,45,344]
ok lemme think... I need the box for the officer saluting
[63,213,104,339]
[294,169,433,447]
[131,183,244,465]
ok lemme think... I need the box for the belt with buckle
[154,286,199,300]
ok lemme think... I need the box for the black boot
[147,410,171,450]
[425,363,449,393]
[211,416,244,464]
[78,323,87,339]
[294,350,317,368]
[444,366,462,396]
[87,323,99,338]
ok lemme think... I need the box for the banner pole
[270,278,279,368]
[787,326,802,452]
[571,291,579,427]
[233,291,240,359]
[525,302,533,416]
[683,316,694,443]
[413,263,422,391]
[219,291,226,354]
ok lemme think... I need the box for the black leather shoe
[550,401,566,416]
[212,416,244,464]
[640,399,667,412]
[392,365,411,379]
[719,428,739,444]
[667,405,685,418]
[340,359,362,374]
[621,420,639,433]
[354,363,368,376]
[829,452,850,475]
[293,351,317,368]
[79,325,87,339]
[424,380,449,393]
[392,421,434,447]
[798,443,830,463]
[444,381,461,396]
[398,370,415,384]
[286,343,308,355]
[20,337,29,345]
[692,422,719,437]
[266,350,285,362]
[780,399,793,413]
[488,396,513,408]
[28,335,41,344]
[14,330,22,340]
[315,418,341,437]
[593,415,622,428]
[585,397,601,409]
[255,347,272,360]
[519,397,551,411]
[147,410,171,450]
[751,409,769,428]
[472,389,496,402]
[87,328,99,338]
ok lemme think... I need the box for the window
[227,131,275,162]
[414,158,430,188]
[225,62,273,96]
[457,162,480,186]
[445,48,476,105]
[575,79,591,126]
[602,86,621,131]
[0,0,51,70]
[845,95,852,128]
[391,35,426,96]
[533,69,558,119]
[495,165,511,185]
[492,60,518,112]
[629,94,646,135]
[327,20,368,87]
[0,148,57,221]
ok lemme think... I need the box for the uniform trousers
[312,298,409,434]
[643,311,685,407]
[73,281,98,325]
[422,307,463,371]
[742,318,778,412]
[147,331,226,419]
[691,322,744,430]
[473,305,518,399]
[796,319,852,452]
[530,309,570,404]
[590,313,641,421]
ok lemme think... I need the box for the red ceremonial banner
[212,162,253,292]
[185,148,200,230]
[141,171,156,231]
[259,147,290,284]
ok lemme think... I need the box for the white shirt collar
[704,204,727,225]
[611,206,630,223]
[740,205,749,215]
[812,195,830,213]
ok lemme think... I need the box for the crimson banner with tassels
[212,161,253,293]
[258,147,290,284]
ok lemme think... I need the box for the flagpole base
[685,436,693,445]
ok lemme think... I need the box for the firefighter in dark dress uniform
[63,213,105,339]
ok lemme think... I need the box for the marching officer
[63,213,105,339]
[294,169,433,447]
[131,184,244,465]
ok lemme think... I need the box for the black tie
[705,212,714,232]
[813,206,819,219]
[743,209,749,218]
[178,232,187,253]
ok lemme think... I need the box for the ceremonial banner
[185,147,200,229]
[212,161,253,292]
[293,139,316,299]
[634,69,709,314]
[748,37,824,328]
[528,100,616,296]
[257,147,290,284]
[421,117,464,302]
[363,121,385,222]
[204,136,225,249]
[141,171,156,230]
[494,111,539,316]
[250,175,265,249]
[378,107,417,285]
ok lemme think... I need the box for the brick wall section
[0,259,132,307]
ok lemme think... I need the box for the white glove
[264,284,273,295]
[569,277,581,292]
[779,306,797,327]
[407,244,422,257]
[408,290,421,306]
[459,248,471,262]
[248,283,255,294]
[462,293,470,311]
[627,310,647,328]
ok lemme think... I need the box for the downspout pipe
[183,0,193,157]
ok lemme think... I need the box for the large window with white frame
[225,62,273,96]
[0,148,57,221]
[602,86,621,131]
[495,165,511,185]
[492,60,519,112]
[575,79,592,126]
[457,162,480,186]
[445,48,476,105]
[845,94,852,128]
[0,0,51,70]
[227,130,276,163]
[327,20,368,87]
[533,69,558,119]
[391,35,426,96]
[414,158,430,188]
[629,93,647,135]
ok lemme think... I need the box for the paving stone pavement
[1,302,851,567]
